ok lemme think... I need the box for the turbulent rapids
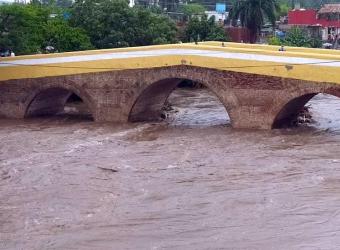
[1,88,340,250]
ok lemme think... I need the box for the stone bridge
[1,42,340,129]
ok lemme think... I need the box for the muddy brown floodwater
[1,88,340,250]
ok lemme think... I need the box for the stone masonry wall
[0,65,339,129]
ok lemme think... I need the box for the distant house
[318,4,340,40]
[287,4,340,41]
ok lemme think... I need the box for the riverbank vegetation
[3,0,339,55]
[268,26,322,48]
[0,0,177,55]
[0,0,227,55]
[0,3,93,55]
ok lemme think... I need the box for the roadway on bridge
[1,42,340,84]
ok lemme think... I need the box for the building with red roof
[288,4,340,41]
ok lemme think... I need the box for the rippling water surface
[1,88,340,250]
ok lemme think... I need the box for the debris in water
[161,101,178,120]
[97,167,118,173]
[292,106,314,126]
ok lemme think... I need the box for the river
[1,88,340,249]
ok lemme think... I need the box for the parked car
[0,48,11,57]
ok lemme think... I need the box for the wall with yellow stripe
[1,42,340,85]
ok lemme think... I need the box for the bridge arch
[272,88,340,129]
[24,83,96,120]
[128,75,237,125]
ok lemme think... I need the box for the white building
[205,11,228,23]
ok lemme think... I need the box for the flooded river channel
[1,88,340,250]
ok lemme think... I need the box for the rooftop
[319,4,340,14]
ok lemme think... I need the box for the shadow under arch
[128,77,232,124]
[25,86,95,120]
[272,93,317,129]
[272,90,340,129]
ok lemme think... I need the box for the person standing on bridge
[334,35,339,50]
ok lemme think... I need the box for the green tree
[181,3,206,20]
[185,15,227,42]
[70,0,177,49]
[284,26,312,47]
[277,2,290,17]
[0,3,93,55]
[129,7,177,46]
[268,35,283,45]
[0,4,49,54]
[44,19,93,52]
[269,27,322,48]
[230,0,279,43]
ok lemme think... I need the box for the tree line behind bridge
[0,0,227,56]
[2,0,337,56]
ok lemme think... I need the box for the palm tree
[230,0,279,43]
